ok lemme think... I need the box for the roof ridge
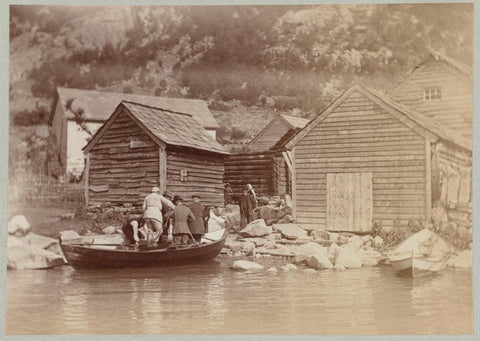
[121,100,193,117]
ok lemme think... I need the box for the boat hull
[60,229,227,269]
[390,254,449,278]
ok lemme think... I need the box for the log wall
[390,60,472,141]
[294,90,428,230]
[166,149,225,208]
[88,110,159,206]
[224,152,274,197]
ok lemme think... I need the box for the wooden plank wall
[390,60,472,140]
[88,110,159,206]
[294,90,428,230]
[224,151,274,197]
[272,152,291,196]
[167,149,225,208]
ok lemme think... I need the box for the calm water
[6,257,472,335]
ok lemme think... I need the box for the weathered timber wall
[224,152,274,198]
[272,152,291,196]
[294,89,428,230]
[166,149,225,208]
[88,110,159,206]
[390,60,472,141]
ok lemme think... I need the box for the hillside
[9,4,473,149]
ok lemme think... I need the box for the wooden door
[326,173,372,232]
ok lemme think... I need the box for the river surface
[6,257,472,335]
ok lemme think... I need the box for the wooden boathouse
[83,101,229,208]
[286,82,472,232]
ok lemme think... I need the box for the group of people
[122,187,210,246]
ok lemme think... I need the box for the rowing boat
[59,228,228,269]
[389,229,452,278]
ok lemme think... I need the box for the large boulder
[225,212,241,232]
[255,206,280,221]
[225,240,244,252]
[239,219,272,237]
[293,242,327,264]
[307,253,333,270]
[334,247,362,269]
[276,215,293,224]
[274,223,308,240]
[8,215,31,236]
[59,230,81,241]
[432,206,448,223]
[275,206,293,220]
[225,204,240,214]
[231,260,264,271]
[7,244,66,270]
[242,237,267,247]
[241,241,256,253]
[343,237,363,252]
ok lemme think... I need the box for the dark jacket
[239,192,256,218]
[188,201,207,234]
[172,203,195,235]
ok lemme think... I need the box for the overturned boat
[59,228,228,270]
[389,229,453,278]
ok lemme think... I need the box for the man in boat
[168,195,196,245]
[188,194,208,243]
[143,186,175,245]
[159,190,175,244]
[239,185,257,229]
[122,216,146,245]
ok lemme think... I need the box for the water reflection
[6,263,472,335]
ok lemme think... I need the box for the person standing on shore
[239,186,257,229]
[246,183,257,203]
[188,194,207,242]
[143,186,175,244]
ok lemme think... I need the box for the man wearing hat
[188,194,208,242]
[239,185,257,229]
[168,195,196,245]
[143,186,175,244]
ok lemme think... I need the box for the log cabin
[286,82,472,232]
[49,87,219,178]
[388,47,472,144]
[82,101,229,208]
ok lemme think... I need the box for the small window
[424,87,442,100]
[180,169,188,181]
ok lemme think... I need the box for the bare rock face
[231,260,264,271]
[334,247,362,269]
[274,223,308,240]
[307,253,333,270]
[239,219,272,237]
[8,215,31,236]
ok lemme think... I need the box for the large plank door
[326,173,372,232]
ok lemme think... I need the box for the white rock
[102,226,117,235]
[328,232,339,242]
[308,253,333,270]
[267,267,277,272]
[274,223,308,240]
[333,264,346,271]
[7,244,66,270]
[239,219,272,237]
[447,250,472,269]
[24,233,58,250]
[281,265,290,272]
[293,242,327,264]
[304,268,317,274]
[431,206,448,223]
[241,241,256,253]
[225,240,243,252]
[231,260,264,271]
[356,248,381,266]
[343,238,363,253]
[59,230,81,241]
[8,215,31,236]
[373,236,384,248]
[284,263,297,270]
[335,247,362,269]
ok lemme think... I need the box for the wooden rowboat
[389,229,452,278]
[59,228,228,269]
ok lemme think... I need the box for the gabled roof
[84,101,229,155]
[249,113,309,145]
[270,127,303,151]
[50,87,219,129]
[286,82,471,152]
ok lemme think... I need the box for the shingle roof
[53,87,219,129]
[280,114,310,129]
[122,101,228,155]
[286,82,471,152]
